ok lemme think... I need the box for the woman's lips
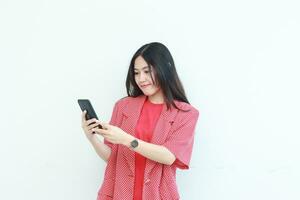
[140,84,151,88]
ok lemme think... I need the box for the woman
[81,42,199,200]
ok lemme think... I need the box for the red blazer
[97,95,199,200]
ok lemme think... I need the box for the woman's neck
[147,90,164,104]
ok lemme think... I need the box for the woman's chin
[143,92,152,96]
[142,90,154,96]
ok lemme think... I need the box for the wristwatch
[130,139,139,149]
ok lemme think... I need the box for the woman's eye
[144,71,149,74]
[134,72,139,75]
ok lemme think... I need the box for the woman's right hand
[81,110,101,139]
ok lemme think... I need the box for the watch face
[131,139,138,148]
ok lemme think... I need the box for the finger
[81,110,87,123]
[100,122,110,130]
[94,131,105,136]
[92,120,104,129]
[86,118,97,126]
[87,122,102,130]
[93,128,109,135]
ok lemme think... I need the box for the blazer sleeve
[104,101,120,148]
[162,109,199,169]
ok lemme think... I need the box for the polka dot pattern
[97,96,199,200]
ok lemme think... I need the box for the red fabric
[99,95,199,200]
[133,99,163,200]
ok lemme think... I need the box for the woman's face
[134,56,161,97]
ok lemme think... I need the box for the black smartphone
[78,99,103,129]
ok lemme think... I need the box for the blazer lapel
[120,96,180,178]
[144,102,178,180]
[121,95,147,175]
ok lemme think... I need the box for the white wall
[1,0,299,199]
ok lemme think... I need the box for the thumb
[100,122,110,130]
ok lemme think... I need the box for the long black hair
[126,42,190,111]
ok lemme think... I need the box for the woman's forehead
[134,56,151,70]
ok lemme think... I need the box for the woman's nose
[138,72,146,82]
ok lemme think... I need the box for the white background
[0,0,299,199]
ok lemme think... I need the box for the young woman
[81,42,199,200]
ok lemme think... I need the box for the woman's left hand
[92,121,133,145]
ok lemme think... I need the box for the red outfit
[97,95,199,200]
[134,99,164,200]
